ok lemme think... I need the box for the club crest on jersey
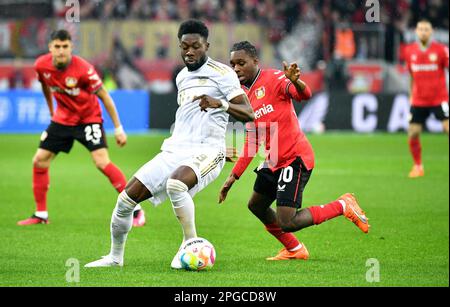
[411,54,417,61]
[65,77,78,88]
[255,86,265,99]
[429,53,438,62]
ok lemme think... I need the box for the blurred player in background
[85,20,254,268]
[17,29,146,227]
[219,41,369,260]
[405,19,449,178]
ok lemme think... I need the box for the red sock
[265,223,300,251]
[308,201,343,225]
[33,166,49,212]
[101,162,127,193]
[408,138,422,166]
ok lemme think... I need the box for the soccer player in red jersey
[17,29,146,227]
[219,41,369,260]
[405,19,449,178]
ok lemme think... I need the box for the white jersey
[161,57,245,152]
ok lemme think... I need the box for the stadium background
[0,0,448,288]
[1,0,448,133]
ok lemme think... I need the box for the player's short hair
[230,41,258,58]
[417,18,433,27]
[50,29,72,42]
[177,19,209,40]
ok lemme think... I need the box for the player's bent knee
[247,202,259,215]
[94,159,110,170]
[279,222,296,233]
[33,155,51,168]
[277,214,296,232]
[409,131,420,139]
[166,178,188,193]
[117,191,138,213]
[408,125,422,138]
[166,179,189,205]
[118,191,137,206]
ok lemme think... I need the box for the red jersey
[34,54,104,125]
[405,41,449,107]
[232,69,314,178]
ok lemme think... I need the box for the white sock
[338,199,346,211]
[288,244,303,252]
[166,179,197,241]
[110,191,136,263]
[134,204,142,212]
[35,211,48,219]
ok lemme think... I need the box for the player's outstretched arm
[41,82,54,117]
[219,126,258,203]
[96,86,127,147]
[228,94,255,122]
[283,61,312,100]
[194,94,255,122]
[219,173,238,204]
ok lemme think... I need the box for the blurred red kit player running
[404,19,449,178]
[18,29,145,227]
[219,41,369,261]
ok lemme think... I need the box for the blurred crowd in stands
[3,0,448,61]
[50,0,446,47]
[67,0,448,45]
[0,0,448,92]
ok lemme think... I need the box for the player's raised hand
[226,147,238,163]
[218,173,237,204]
[283,61,301,83]
[193,94,222,112]
[114,126,127,147]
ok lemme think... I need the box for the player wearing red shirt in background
[219,41,369,260]
[405,19,449,178]
[17,29,146,227]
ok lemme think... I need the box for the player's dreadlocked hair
[50,29,72,42]
[230,41,258,58]
[178,19,209,40]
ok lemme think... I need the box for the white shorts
[134,148,225,206]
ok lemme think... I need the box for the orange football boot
[340,193,369,233]
[408,165,424,178]
[17,215,49,226]
[266,244,309,261]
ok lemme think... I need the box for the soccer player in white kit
[85,20,254,268]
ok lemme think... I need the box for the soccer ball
[179,237,216,271]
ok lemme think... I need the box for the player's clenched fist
[282,61,301,83]
[218,173,237,204]
[193,94,223,112]
[114,126,127,147]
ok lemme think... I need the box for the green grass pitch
[0,133,448,286]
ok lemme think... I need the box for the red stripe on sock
[307,201,343,225]
[409,137,422,166]
[265,223,300,250]
[293,161,302,202]
[33,166,49,212]
[102,162,127,193]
